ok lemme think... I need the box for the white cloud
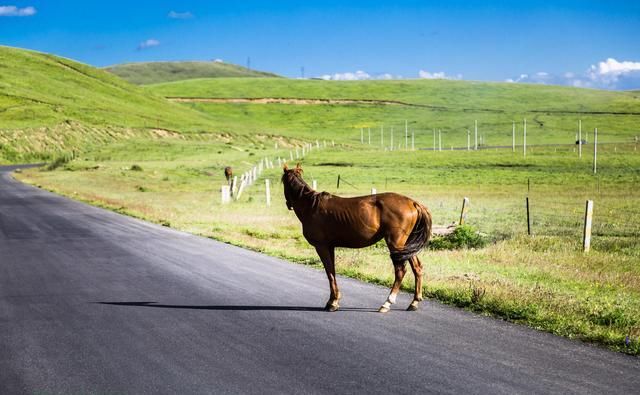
[418,70,462,80]
[507,58,640,90]
[320,71,371,80]
[137,39,160,50]
[168,10,193,19]
[0,5,36,16]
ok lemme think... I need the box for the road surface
[1,165,638,394]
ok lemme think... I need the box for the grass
[105,61,280,85]
[3,45,640,354]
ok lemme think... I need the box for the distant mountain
[104,61,280,85]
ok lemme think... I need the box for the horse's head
[282,163,304,210]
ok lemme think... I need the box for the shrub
[430,225,487,250]
[130,164,143,171]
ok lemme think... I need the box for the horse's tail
[390,201,432,262]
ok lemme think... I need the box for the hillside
[147,78,640,145]
[105,61,280,85]
[0,46,219,162]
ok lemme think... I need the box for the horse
[224,166,233,184]
[282,164,432,313]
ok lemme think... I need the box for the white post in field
[295,148,299,159]
[361,128,364,144]
[512,121,516,152]
[290,151,293,161]
[236,180,246,200]
[438,129,442,152]
[265,179,271,207]
[433,129,436,151]
[316,140,320,149]
[523,118,527,157]
[371,187,377,195]
[411,131,415,151]
[232,176,238,196]
[593,128,598,174]
[312,180,317,190]
[579,120,582,158]
[381,125,384,148]
[467,129,471,151]
[368,128,371,144]
[221,185,231,204]
[583,200,594,252]
[474,120,478,150]
[405,119,408,150]
[390,126,394,151]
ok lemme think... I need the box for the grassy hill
[105,61,280,85]
[147,78,640,146]
[0,46,222,162]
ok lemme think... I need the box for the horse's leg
[378,260,407,313]
[315,245,340,312]
[407,255,424,311]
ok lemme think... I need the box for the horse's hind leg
[379,260,407,313]
[315,245,340,312]
[407,255,424,311]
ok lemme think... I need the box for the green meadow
[3,46,640,354]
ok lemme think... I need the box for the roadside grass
[16,141,640,355]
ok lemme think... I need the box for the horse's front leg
[315,245,340,312]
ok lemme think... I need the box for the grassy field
[3,45,640,354]
[105,61,280,85]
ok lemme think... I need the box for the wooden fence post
[265,179,271,207]
[583,200,594,252]
[459,197,469,225]
[526,197,531,235]
[336,175,341,189]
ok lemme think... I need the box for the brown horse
[282,164,432,313]
[224,166,233,184]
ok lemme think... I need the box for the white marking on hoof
[387,293,397,304]
[378,305,390,313]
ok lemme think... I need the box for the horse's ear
[296,162,302,170]
[283,163,288,171]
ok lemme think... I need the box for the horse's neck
[289,178,318,209]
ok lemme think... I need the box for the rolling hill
[0,46,219,162]
[105,61,280,85]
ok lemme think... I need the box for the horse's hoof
[326,304,339,312]
[378,306,390,313]
[406,303,419,311]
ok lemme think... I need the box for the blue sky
[1,1,639,89]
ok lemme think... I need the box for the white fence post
[593,128,598,174]
[312,180,317,190]
[583,200,594,252]
[265,179,271,207]
[523,118,527,157]
[371,187,377,195]
[221,185,231,204]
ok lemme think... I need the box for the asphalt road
[1,165,638,394]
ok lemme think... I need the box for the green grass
[105,61,280,85]
[147,78,640,147]
[0,46,225,163]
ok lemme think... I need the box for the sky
[1,1,639,89]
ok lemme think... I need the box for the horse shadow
[95,301,376,312]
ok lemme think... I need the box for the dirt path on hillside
[167,97,640,116]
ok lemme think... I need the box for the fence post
[265,179,271,207]
[523,118,527,157]
[371,187,377,195]
[336,175,341,189]
[512,121,515,152]
[579,119,582,158]
[526,197,531,235]
[231,176,238,197]
[236,180,246,200]
[474,120,478,150]
[459,197,469,225]
[593,128,598,175]
[312,180,317,190]
[583,200,594,252]
[221,185,231,204]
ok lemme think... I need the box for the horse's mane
[282,169,324,211]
